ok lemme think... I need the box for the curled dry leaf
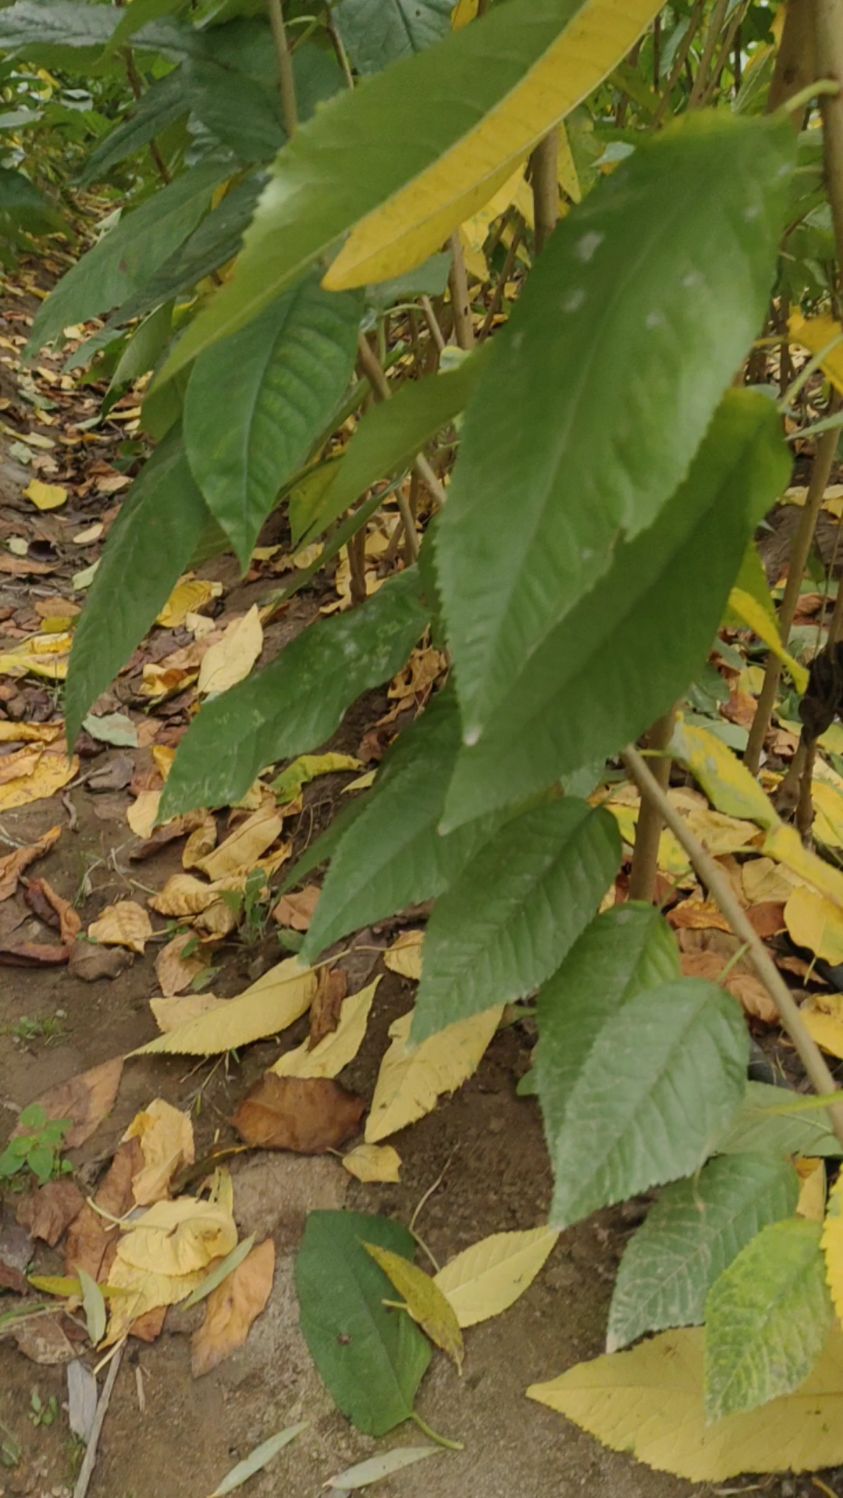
[802,994,843,1061]
[0,824,60,901]
[308,967,348,1048]
[156,574,223,628]
[233,1074,365,1154]
[124,1099,195,1206]
[191,1238,275,1378]
[148,872,245,918]
[22,1056,124,1149]
[342,1143,402,1184]
[0,941,68,967]
[272,884,320,932]
[16,1180,84,1247]
[24,877,81,944]
[88,900,153,955]
[194,803,283,882]
[65,1138,142,1282]
[155,931,207,997]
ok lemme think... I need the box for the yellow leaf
[342,1143,402,1183]
[0,747,78,812]
[194,803,284,881]
[796,1157,826,1224]
[822,1173,843,1325]
[116,1196,237,1277]
[127,789,161,839]
[557,121,581,204]
[104,1255,205,1346]
[785,884,843,964]
[23,478,68,510]
[669,717,780,830]
[801,994,843,1061]
[727,588,808,694]
[270,978,379,1079]
[528,1324,843,1480]
[363,1241,464,1371]
[434,1227,559,1328]
[0,721,61,744]
[0,632,73,682]
[131,957,316,1056]
[764,824,843,908]
[459,161,529,269]
[272,752,362,804]
[365,1005,502,1142]
[124,1098,195,1206]
[811,779,843,850]
[740,856,801,906]
[324,0,664,288]
[789,312,843,396]
[604,794,691,878]
[147,871,245,917]
[383,930,424,981]
[451,0,479,27]
[197,606,263,696]
[150,992,228,1033]
[156,574,222,628]
[182,812,218,870]
[88,899,153,955]
[152,744,176,781]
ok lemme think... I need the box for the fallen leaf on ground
[82,711,137,748]
[88,900,153,954]
[116,1196,237,1278]
[233,1074,365,1153]
[323,1448,440,1491]
[132,957,316,1056]
[364,1241,464,1370]
[207,1423,308,1498]
[13,1316,76,1365]
[764,824,843,908]
[65,1138,142,1282]
[149,992,227,1032]
[194,803,283,881]
[802,995,843,1060]
[527,1324,843,1480]
[271,979,379,1080]
[0,824,60,900]
[156,574,222,628]
[383,930,424,981]
[68,939,131,982]
[191,1238,275,1377]
[124,1099,195,1206]
[0,746,77,811]
[182,811,218,870]
[668,898,732,935]
[0,940,68,967]
[0,633,72,682]
[272,752,362,804]
[366,1006,503,1143]
[197,606,263,696]
[148,872,245,917]
[155,931,207,996]
[796,1158,826,1223]
[307,967,348,1047]
[0,721,62,745]
[23,478,67,510]
[785,885,843,965]
[21,1057,123,1148]
[25,877,81,943]
[679,950,778,1025]
[127,789,162,839]
[434,1227,560,1328]
[342,1143,402,1183]
[16,1180,84,1247]
[272,884,320,931]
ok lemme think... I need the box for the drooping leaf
[437,112,795,741]
[726,544,808,693]
[365,1006,502,1143]
[184,275,361,565]
[607,1154,799,1352]
[442,390,787,823]
[434,1227,559,1329]
[295,1211,431,1435]
[65,435,209,744]
[303,691,503,961]
[336,0,453,74]
[363,1241,464,1370]
[528,1324,843,1481]
[160,569,428,816]
[715,1082,842,1159]
[704,1218,832,1421]
[30,162,227,353]
[411,799,620,1042]
[157,0,666,378]
[538,940,748,1227]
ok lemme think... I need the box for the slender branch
[267,0,298,137]
[73,1344,124,1498]
[325,9,354,90]
[529,129,560,254]
[813,0,843,278]
[689,0,730,107]
[653,0,706,124]
[123,49,171,184]
[622,744,843,1144]
[448,232,476,351]
[356,334,446,538]
[627,707,676,902]
[769,0,818,119]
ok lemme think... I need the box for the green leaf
[29,161,227,353]
[295,1210,431,1436]
[437,112,796,741]
[77,1266,107,1346]
[716,1082,842,1159]
[537,954,749,1228]
[411,798,621,1043]
[302,690,503,961]
[296,348,488,547]
[441,390,788,825]
[208,1423,308,1498]
[0,0,203,63]
[182,1233,256,1309]
[336,0,453,74]
[79,72,188,186]
[607,1154,799,1353]
[184,274,361,566]
[106,0,188,52]
[704,1218,833,1421]
[156,0,664,379]
[160,569,428,817]
[65,435,209,744]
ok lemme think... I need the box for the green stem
[267,0,299,137]
[411,1411,465,1450]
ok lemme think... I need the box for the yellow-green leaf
[365,1005,502,1142]
[802,994,843,1062]
[270,979,379,1079]
[763,824,843,908]
[130,957,316,1056]
[434,1227,559,1328]
[785,885,843,965]
[23,479,68,511]
[272,752,361,805]
[822,1171,843,1325]
[726,589,808,694]
[363,1241,464,1370]
[669,717,780,829]
[789,312,843,396]
[528,1324,843,1480]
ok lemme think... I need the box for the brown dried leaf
[272,884,320,932]
[13,1315,76,1365]
[679,949,778,1026]
[88,900,153,954]
[0,823,60,900]
[191,1238,275,1378]
[232,1074,365,1154]
[24,1056,124,1149]
[182,812,218,870]
[16,1180,84,1247]
[155,931,205,997]
[68,938,131,982]
[0,1260,27,1293]
[24,877,80,943]
[746,901,786,938]
[65,1139,142,1281]
[308,968,348,1048]
[668,898,732,934]
[0,940,67,966]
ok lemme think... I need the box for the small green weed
[0,1105,73,1187]
[28,1390,59,1429]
